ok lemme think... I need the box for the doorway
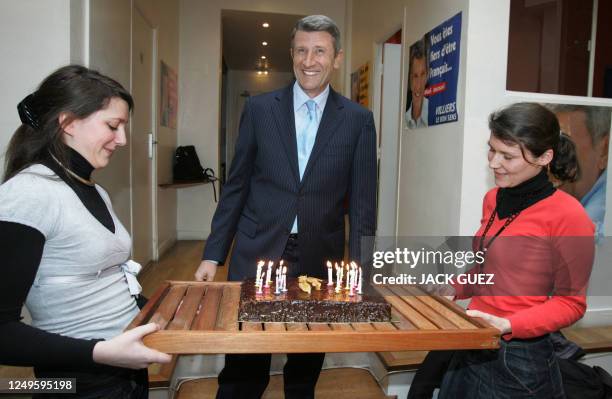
[375,33,402,239]
[220,10,301,179]
[131,8,156,266]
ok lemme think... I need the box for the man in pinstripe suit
[194,15,377,399]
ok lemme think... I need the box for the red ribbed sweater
[454,188,595,339]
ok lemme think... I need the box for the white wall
[178,0,347,240]
[397,1,468,236]
[0,0,71,179]
[350,0,468,237]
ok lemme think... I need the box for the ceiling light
[262,22,269,28]
[257,71,262,75]
[262,41,268,46]
[264,70,269,75]
[261,56,266,59]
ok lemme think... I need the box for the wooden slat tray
[128,281,500,354]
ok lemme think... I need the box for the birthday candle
[275,267,281,294]
[327,261,334,286]
[282,266,288,292]
[357,266,363,294]
[256,260,264,287]
[349,268,355,297]
[265,261,273,287]
[345,265,351,290]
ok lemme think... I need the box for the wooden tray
[128,281,500,354]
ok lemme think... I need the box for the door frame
[131,4,159,261]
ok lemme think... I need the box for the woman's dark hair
[4,65,133,182]
[488,102,579,182]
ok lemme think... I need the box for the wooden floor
[138,240,229,297]
[176,368,393,399]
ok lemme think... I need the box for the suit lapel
[271,85,300,184]
[300,87,345,185]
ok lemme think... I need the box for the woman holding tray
[0,65,170,398]
[436,103,595,398]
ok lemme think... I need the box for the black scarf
[495,169,555,219]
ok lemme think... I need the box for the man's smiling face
[291,30,343,98]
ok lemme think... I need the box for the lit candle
[282,266,288,292]
[350,262,358,288]
[327,261,334,286]
[345,264,351,290]
[349,269,355,297]
[357,266,363,294]
[335,263,341,293]
[275,266,281,295]
[256,260,264,287]
[265,261,273,287]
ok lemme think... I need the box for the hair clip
[17,94,41,130]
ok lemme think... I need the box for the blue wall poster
[405,12,462,129]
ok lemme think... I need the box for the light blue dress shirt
[291,82,329,233]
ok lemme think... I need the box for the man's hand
[195,260,217,281]
[466,309,511,334]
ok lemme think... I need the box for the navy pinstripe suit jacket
[203,83,377,281]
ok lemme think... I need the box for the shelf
[159,179,213,189]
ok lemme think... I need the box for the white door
[131,9,155,266]
[376,43,402,238]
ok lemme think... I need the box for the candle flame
[327,260,332,267]
[268,260,274,267]
[258,260,265,267]
[280,260,284,266]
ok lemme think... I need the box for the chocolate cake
[238,278,391,322]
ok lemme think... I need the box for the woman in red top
[438,103,595,399]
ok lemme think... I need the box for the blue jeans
[439,335,564,398]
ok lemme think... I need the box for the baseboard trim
[178,230,209,240]
[158,237,177,259]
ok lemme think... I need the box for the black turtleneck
[0,150,116,370]
[495,169,556,219]
[43,148,115,233]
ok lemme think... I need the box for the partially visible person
[0,65,171,398]
[438,103,594,399]
[546,104,611,239]
[405,37,429,129]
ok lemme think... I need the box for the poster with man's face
[405,12,462,130]
[544,103,612,239]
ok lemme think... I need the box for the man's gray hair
[291,15,341,55]
[545,103,612,145]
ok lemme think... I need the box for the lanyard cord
[478,207,521,253]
